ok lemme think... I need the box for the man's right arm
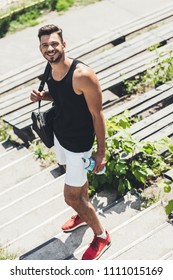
[30,89,53,102]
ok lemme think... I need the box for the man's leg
[64,180,103,235]
[54,138,111,259]
[64,181,111,260]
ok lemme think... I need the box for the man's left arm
[77,67,106,173]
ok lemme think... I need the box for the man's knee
[64,184,82,207]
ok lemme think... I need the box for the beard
[44,51,63,64]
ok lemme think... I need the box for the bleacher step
[160,250,173,260]
[0,175,65,226]
[0,145,30,168]
[1,176,117,257]
[0,5,172,261]
[0,164,60,208]
[0,152,43,193]
[0,140,17,155]
[111,222,173,260]
[72,202,168,260]
[19,193,140,260]
[1,3,173,94]
[19,198,171,260]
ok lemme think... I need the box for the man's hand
[30,89,45,102]
[92,151,106,174]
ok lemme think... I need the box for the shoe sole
[96,241,111,260]
[81,241,111,260]
[62,222,87,233]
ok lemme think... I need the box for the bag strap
[38,62,51,111]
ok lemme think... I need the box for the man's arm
[74,65,106,173]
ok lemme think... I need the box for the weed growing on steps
[29,140,56,167]
[159,179,173,216]
[0,247,16,260]
[0,118,24,145]
[0,118,13,142]
[123,48,173,95]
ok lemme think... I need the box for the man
[30,24,111,260]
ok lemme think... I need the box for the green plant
[123,48,173,94]
[29,140,56,167]
[0,0,101,37]
[0,118,12,142]
[147,42,161,51]
[56,0,74,12]
[165,199,173,215]
[46,0,58,10]
[8,6,44,33]
[159,178,173,216]
[0,1,49,37]
[0,15,11,37]
[106,110,132,137]
[0,247,16,260]
[139,192,160,209]
[160,143,173,215]
[88,113,171,196]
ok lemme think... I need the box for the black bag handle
[38,62,51,111]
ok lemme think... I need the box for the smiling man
[30,24,111,260]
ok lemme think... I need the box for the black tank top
[47,59,95,152]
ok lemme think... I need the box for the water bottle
[82,157,106,175]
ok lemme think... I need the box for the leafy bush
[88,112,171,196]
[165,200,173,215]
[124,48,173,94]
[9,9,41,32]
[0,0,55,37]
[56,0,74,11]
[46,0,58,10]
[0,118,12,142]
[0,0,98,37]
[0,15,11,37]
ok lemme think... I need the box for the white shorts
[54,135,92,187]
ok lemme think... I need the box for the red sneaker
[61,214,87,232]
[82,231,111,260]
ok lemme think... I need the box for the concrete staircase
[0,139,173,260]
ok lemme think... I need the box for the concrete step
[160,250,173,260]
[0,139,17,155]
[0,174,66,244]
[19,197,170,260]
[0,176,64,227]
[18,193,141,259]
[0,164,60,208]
[0,152,44,192]
[0,144,30,168]
[3,202,73,257]
[1,178,118,257]
[111,222,173,260]
[71,201,168,260]
[1,163,171,261]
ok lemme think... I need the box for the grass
[1,0,102,36]
[0,247,16,260]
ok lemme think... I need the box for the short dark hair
[38,24,63,42]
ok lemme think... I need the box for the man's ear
[63,41,66,48]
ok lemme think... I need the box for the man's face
[39,32,65,63]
